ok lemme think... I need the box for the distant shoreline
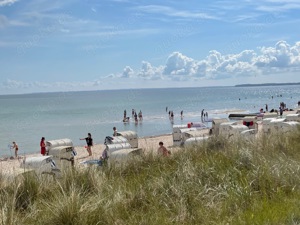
[2,84,300,96]
[235,82,300,87]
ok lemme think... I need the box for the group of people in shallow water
[201,109,208,118]
[123,109,143,123]
[123,106,211,124]
[14,99,298,160]
[167,107,210,122]
[166,107,184,122]
[259,101,294,116]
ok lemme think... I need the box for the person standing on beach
[80,133,93,156]
[279,106,283,116]
[12,141,19,158]
[40,137,46,156]
[157,141,170,156]
[113,127,118,136]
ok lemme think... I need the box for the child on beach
[98,148,109,166]
[80,133,93,156]
[157,141,170,157]
[113,127,118,136]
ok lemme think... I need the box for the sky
[0,0,300,95]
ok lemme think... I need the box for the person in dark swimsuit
[80,133,93,156]
[12,141,19,158]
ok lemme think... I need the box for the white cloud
[0,79,116,94]
[114,40,300,82]
[0,15,8,28]
[138,61,164,80]
[135,5,216,20]
[106,73,116,78]
[255,40,300,68]
[159,50,256,79]
[163,52,197,76]
[0,0,18,7]
[256,2,300,12]
[2,40,300,94]
[2,79,23,88]
[121,66,134,78]
[0,14,29,29]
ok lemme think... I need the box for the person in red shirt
[40,137,46,156]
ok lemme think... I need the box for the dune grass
[1,128,300,225]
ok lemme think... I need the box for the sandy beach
[0,133,181,177]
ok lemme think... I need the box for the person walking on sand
[40,137,46,156]
[157,141,170,157]
[279,106,283,116]
[80,133,93,156]
[12,141,19,158]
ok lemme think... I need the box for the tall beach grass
[1,127,300,224]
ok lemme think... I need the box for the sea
[1,85,300,157]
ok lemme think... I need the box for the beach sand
[0,133,181,177]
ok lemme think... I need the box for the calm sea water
[1,85,299,157]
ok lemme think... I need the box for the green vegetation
[1,128,300,225]
[235,82,300,87]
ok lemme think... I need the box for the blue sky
[0,0,299,94]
